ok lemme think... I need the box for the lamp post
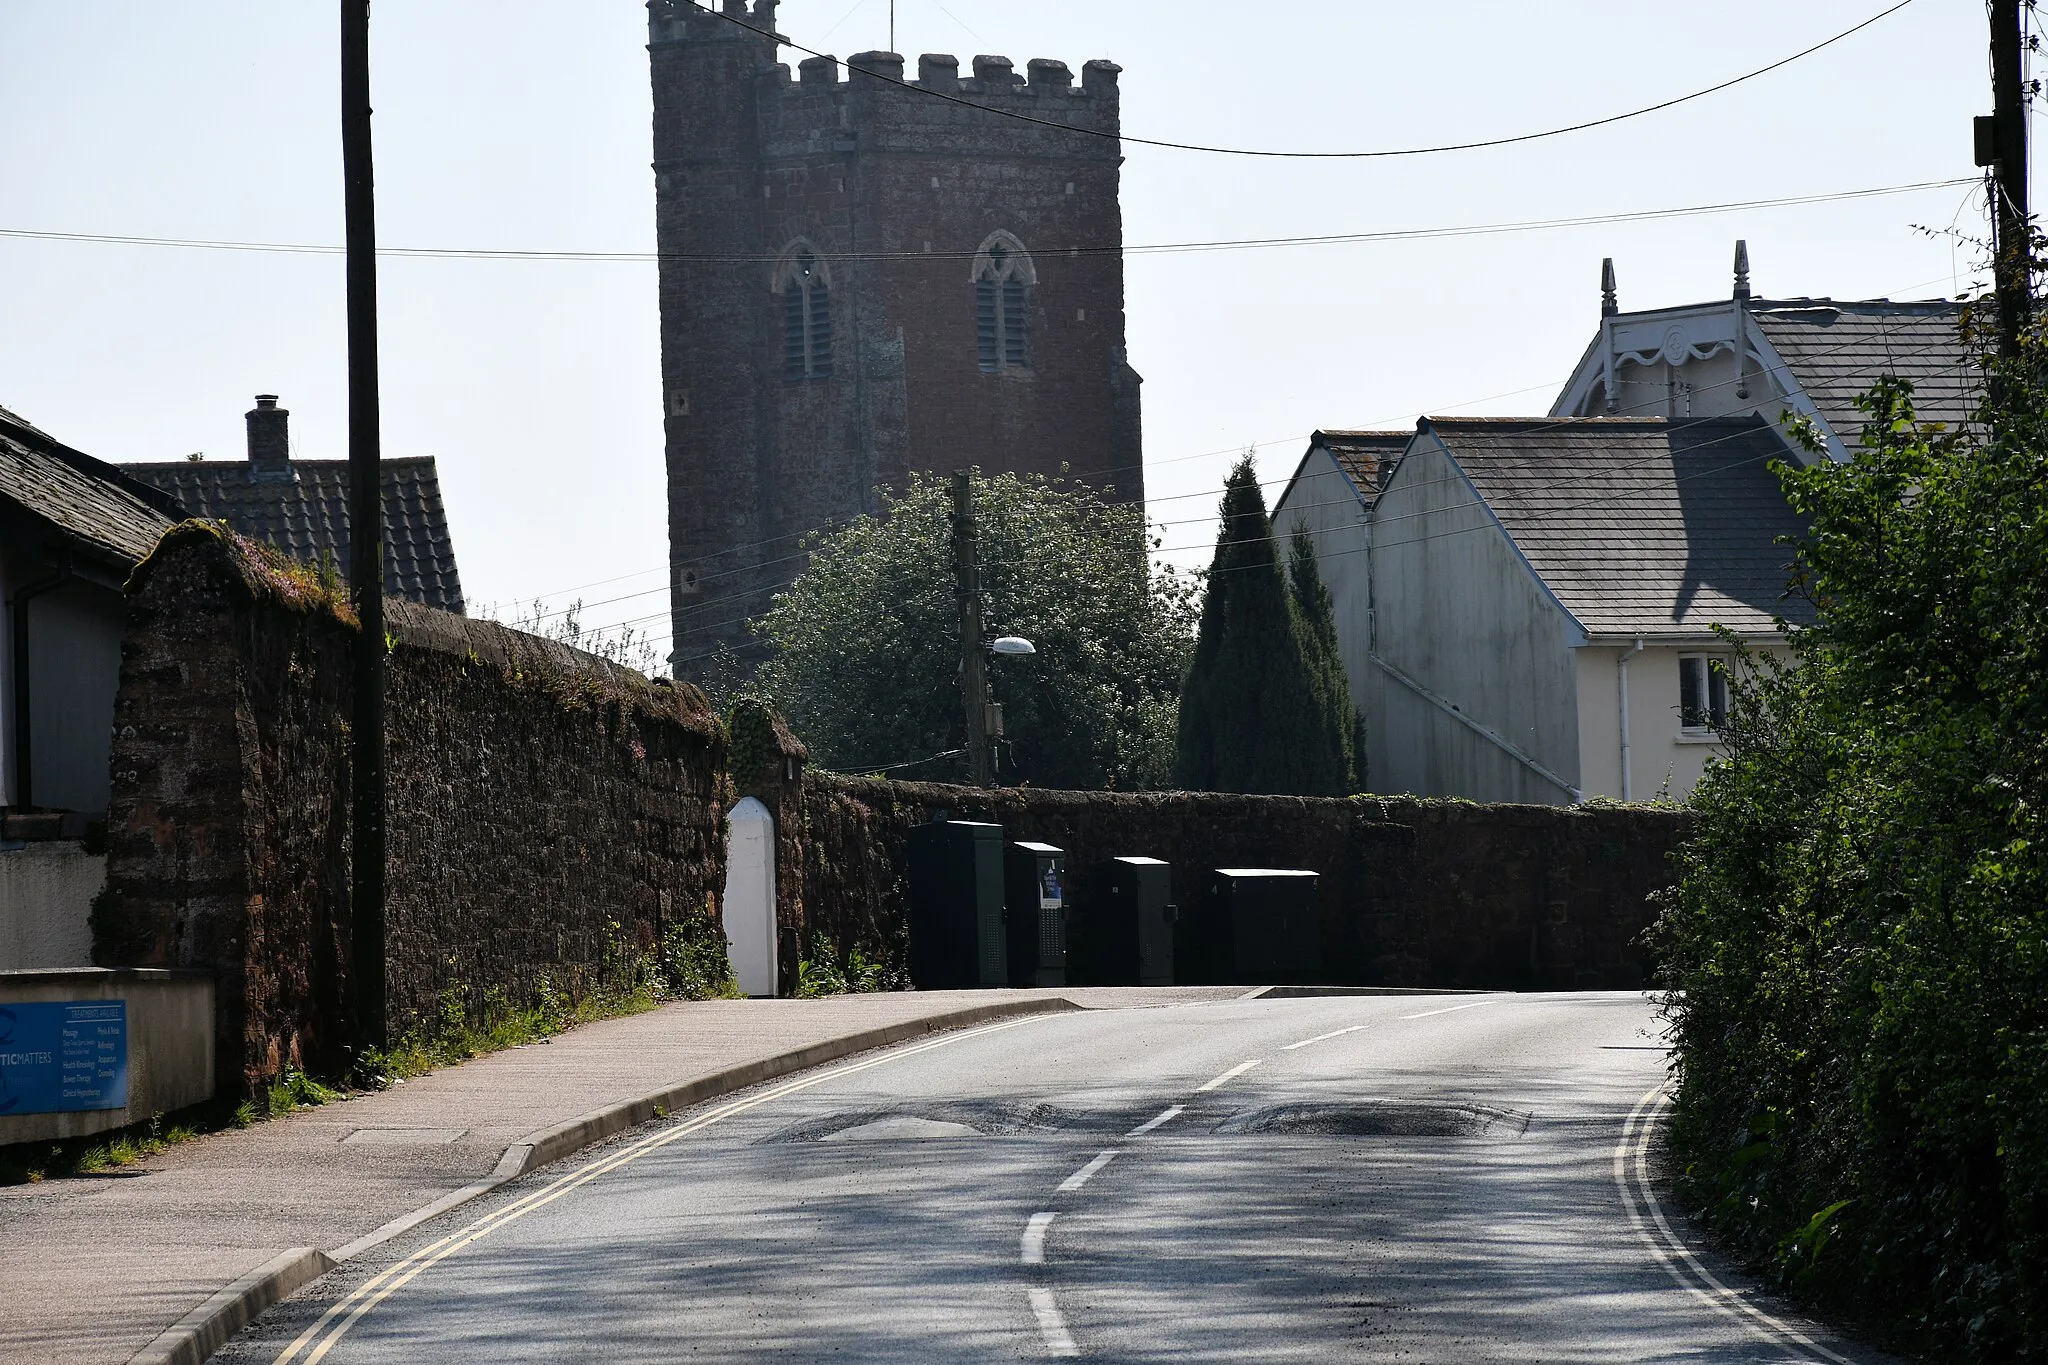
[983,636,1035,784]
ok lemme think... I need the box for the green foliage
[1288,528,1361,793]
[792,935,895,997]
[753,470,1197,789]
[726,695,784,790]
[361,915,738,1085]
[1657,361,2048,1358]
[1175,459,1356,794]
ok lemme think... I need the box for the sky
[0,0,2005,662]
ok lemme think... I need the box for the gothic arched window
[971,232,1035,373]
[775,245,832,381]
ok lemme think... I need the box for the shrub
[1658,361,2048,1358]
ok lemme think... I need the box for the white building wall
[1366,439,1583,804]
[0,842,104,969]
[1271,447,1372,713]
[1573,642,1789,802]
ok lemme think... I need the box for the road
[216,992,1883,1363]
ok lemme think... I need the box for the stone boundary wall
[792,775,1688,991]
[93,525,728,1095]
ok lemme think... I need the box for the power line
[605,324,1977,656]
[575,274,1981,650]
[642,312,1981,658]
[704,0,1918,159]
[0,179,1971,266]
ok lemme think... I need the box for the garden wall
[792,776,1688,990]
[93,525,728,1095]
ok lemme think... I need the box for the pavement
[0,987,1237,1365]
[208,991,1893,1364]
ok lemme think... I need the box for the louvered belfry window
[974,240,1030,373]
[781,251,831,381]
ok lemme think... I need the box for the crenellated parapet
[650,1,1119,143]
[647,0,1140,676]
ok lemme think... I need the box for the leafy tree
[1175,458,1354,794]
[751,470,1197,789]
[1657,356,2048,1358]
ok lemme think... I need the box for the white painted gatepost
[722,797,778,997]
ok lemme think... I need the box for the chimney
[1732,239,1752,300]
[1600,258,1618,318]
[246,394,291,479]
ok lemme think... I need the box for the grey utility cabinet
[1004,841,1068,988]
[1073,856,1176,986]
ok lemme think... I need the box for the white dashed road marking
[1125,1104,1184,1137]
[1399,1001,1492,1021]
[1058,1150,1121,1193]
[1028,1287,1080,1357]
[1280,1024,1368,1051]
[1021,1212,1056,1266]
[1195,1059,1262,1092]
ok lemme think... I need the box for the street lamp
[990,636,1036,657]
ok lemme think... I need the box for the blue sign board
[0,1000,129,1115]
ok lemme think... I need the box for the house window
[1678,655,1729,732]
[971,232,1035,373]
[775,247,832,381]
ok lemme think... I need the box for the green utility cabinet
[907,820,1008,988]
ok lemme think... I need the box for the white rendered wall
[0,842,104,970]
[1366,438,1583,804]
[722,797,777,997]
[1272,446,1373,718]
[1573,643,1789,802]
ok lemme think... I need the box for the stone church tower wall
[648,0,1143,671]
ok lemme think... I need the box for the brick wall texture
[649,0,1143,668]
[93,526,728,1095]
[789,775,1690,992]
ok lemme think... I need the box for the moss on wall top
[131,520,718,738]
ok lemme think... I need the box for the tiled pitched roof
[1747,298,1977,445]
[1311,430,1411,500]
[0,407,178,568]
[123,458,465,614]
[1418,416,1810,638]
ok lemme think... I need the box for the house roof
[1310,430,1412,499]
[123,457,466,614]
[1746,297,1976,445]
[0,405,180,569]
[1414,415,1811,639]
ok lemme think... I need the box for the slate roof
[0,405,180,568]
[1417,416,1811,638]
[1747,297,1976,446]
[1310,430,1411,501]
[123,458,466,614]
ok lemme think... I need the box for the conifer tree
[1174,458,1353,794]
[1288,528,1359,793]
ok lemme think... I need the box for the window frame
[1677,653,1730,735]
[970,232,1036,375]
[773,244,833,382]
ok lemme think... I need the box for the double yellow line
[273,1015,1048,1364]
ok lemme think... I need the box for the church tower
[648,0,1143,672]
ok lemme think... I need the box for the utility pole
[951,471,994,787]
[1981,0,2032,358]
[341,0,387,1052]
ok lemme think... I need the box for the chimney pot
[245,394,291,478]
